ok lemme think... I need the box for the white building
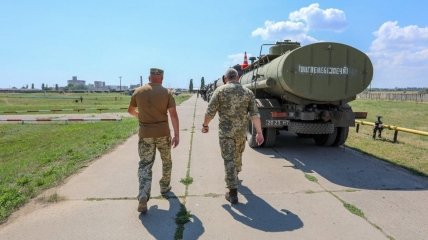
[67,76,85,86]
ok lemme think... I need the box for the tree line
[188,77,205,93]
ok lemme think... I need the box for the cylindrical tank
[240,42,373,102]
[269,40,300,55]
[215,78,224,89]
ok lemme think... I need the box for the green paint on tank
[240,41,373,102]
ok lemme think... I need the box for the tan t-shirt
[130,83,176,138]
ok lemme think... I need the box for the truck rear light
[271,112,287,118]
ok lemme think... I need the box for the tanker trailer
[205,80,219,102]
[241,40,373,147]
[205,66,239,102]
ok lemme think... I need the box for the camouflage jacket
[206,82,259,138]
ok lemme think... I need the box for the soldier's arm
[205,90,219,118]
[247,91,259,117]
[248,92,264,145]
[203,115,213,127]
[251,116,264,145]
[128,95,139,117]
[202,113,214,133]
[202,90,219,132]
[168,106,180,148]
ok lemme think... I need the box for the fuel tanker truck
[211,40,373,148]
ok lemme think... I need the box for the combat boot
[225,188,238,204]
[137,197,148,213]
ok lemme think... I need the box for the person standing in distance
[128,68,180,213]
[201,68,264,204]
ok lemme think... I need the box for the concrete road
[1,94,428,240]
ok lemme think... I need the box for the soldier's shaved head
[224,68,239,81]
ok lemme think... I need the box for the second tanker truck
[207,40,373,148]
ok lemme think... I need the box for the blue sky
[1,0,428,89]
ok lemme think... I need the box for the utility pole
[140,75,143,87]
[119,76,122,91]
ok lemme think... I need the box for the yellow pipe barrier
[355,120,428,136]
[355,120,428,143]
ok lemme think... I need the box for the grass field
[0,92,130,113]
[0,93,192,223]
[347,100,428,176]
[0,92,193,114]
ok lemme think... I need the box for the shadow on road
[222,184,303,232]
[257,132,428,191]
[139,192,204,240]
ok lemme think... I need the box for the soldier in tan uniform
[128,68,179,213]
[202,68,264,204]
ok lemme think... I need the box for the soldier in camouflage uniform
[128,68,180,213]
[202,68,264,204]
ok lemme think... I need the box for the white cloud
[371,22,428,55]
[251,20,307,40]
[289,3,347,31]
[251,3,346,43]
[369,21,428,87]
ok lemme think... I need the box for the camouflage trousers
[137,136,172,201]
[219,136,246,189]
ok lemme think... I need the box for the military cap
[150,68,164,75]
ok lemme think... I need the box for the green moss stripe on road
[174,95,198,240]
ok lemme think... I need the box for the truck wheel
[262,128,276,147]
[246,122,259,148]
[332,127,349,146]
[313,128,337,146]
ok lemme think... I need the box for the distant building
[67,76,85,86]
[130,84,141,89]
[107,85,129,91]
[94,81,105,88]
